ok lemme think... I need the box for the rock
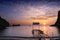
[0,17,9,29]
[51,10,60,26]
[33,22,40,25]
[55,11,60,26]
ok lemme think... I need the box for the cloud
[0,0,60,24]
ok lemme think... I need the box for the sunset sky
[0,0,60,25]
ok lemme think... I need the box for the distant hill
[0,17,9,29]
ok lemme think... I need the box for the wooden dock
[0,36,60,40]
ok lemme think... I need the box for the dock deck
[0,36,60,40]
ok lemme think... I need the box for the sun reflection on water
[41,26,59,37]
[32,25,59,37]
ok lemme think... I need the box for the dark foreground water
[0,25,60,40]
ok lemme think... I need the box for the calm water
[0,25,60,40]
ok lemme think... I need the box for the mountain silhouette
[51,10,60,33]
[0,17,9,29]
[51,10,60,26]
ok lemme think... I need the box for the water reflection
[56,26,60,34]
[0,27,6,36]
[32,25,59,37]
[0,25,59,37]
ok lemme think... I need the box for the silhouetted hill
[51,10,60,26]
[51,10,60,33]
[0,17,9,29]
[54,11,60,26]
[12,24,20,26]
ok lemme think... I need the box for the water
[0,25,60,40]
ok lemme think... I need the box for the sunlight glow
[15,16,57,25]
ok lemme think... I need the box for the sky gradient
[0,0,60,25]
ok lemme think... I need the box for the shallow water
[0,25,59,36]
[0,25,60,40]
